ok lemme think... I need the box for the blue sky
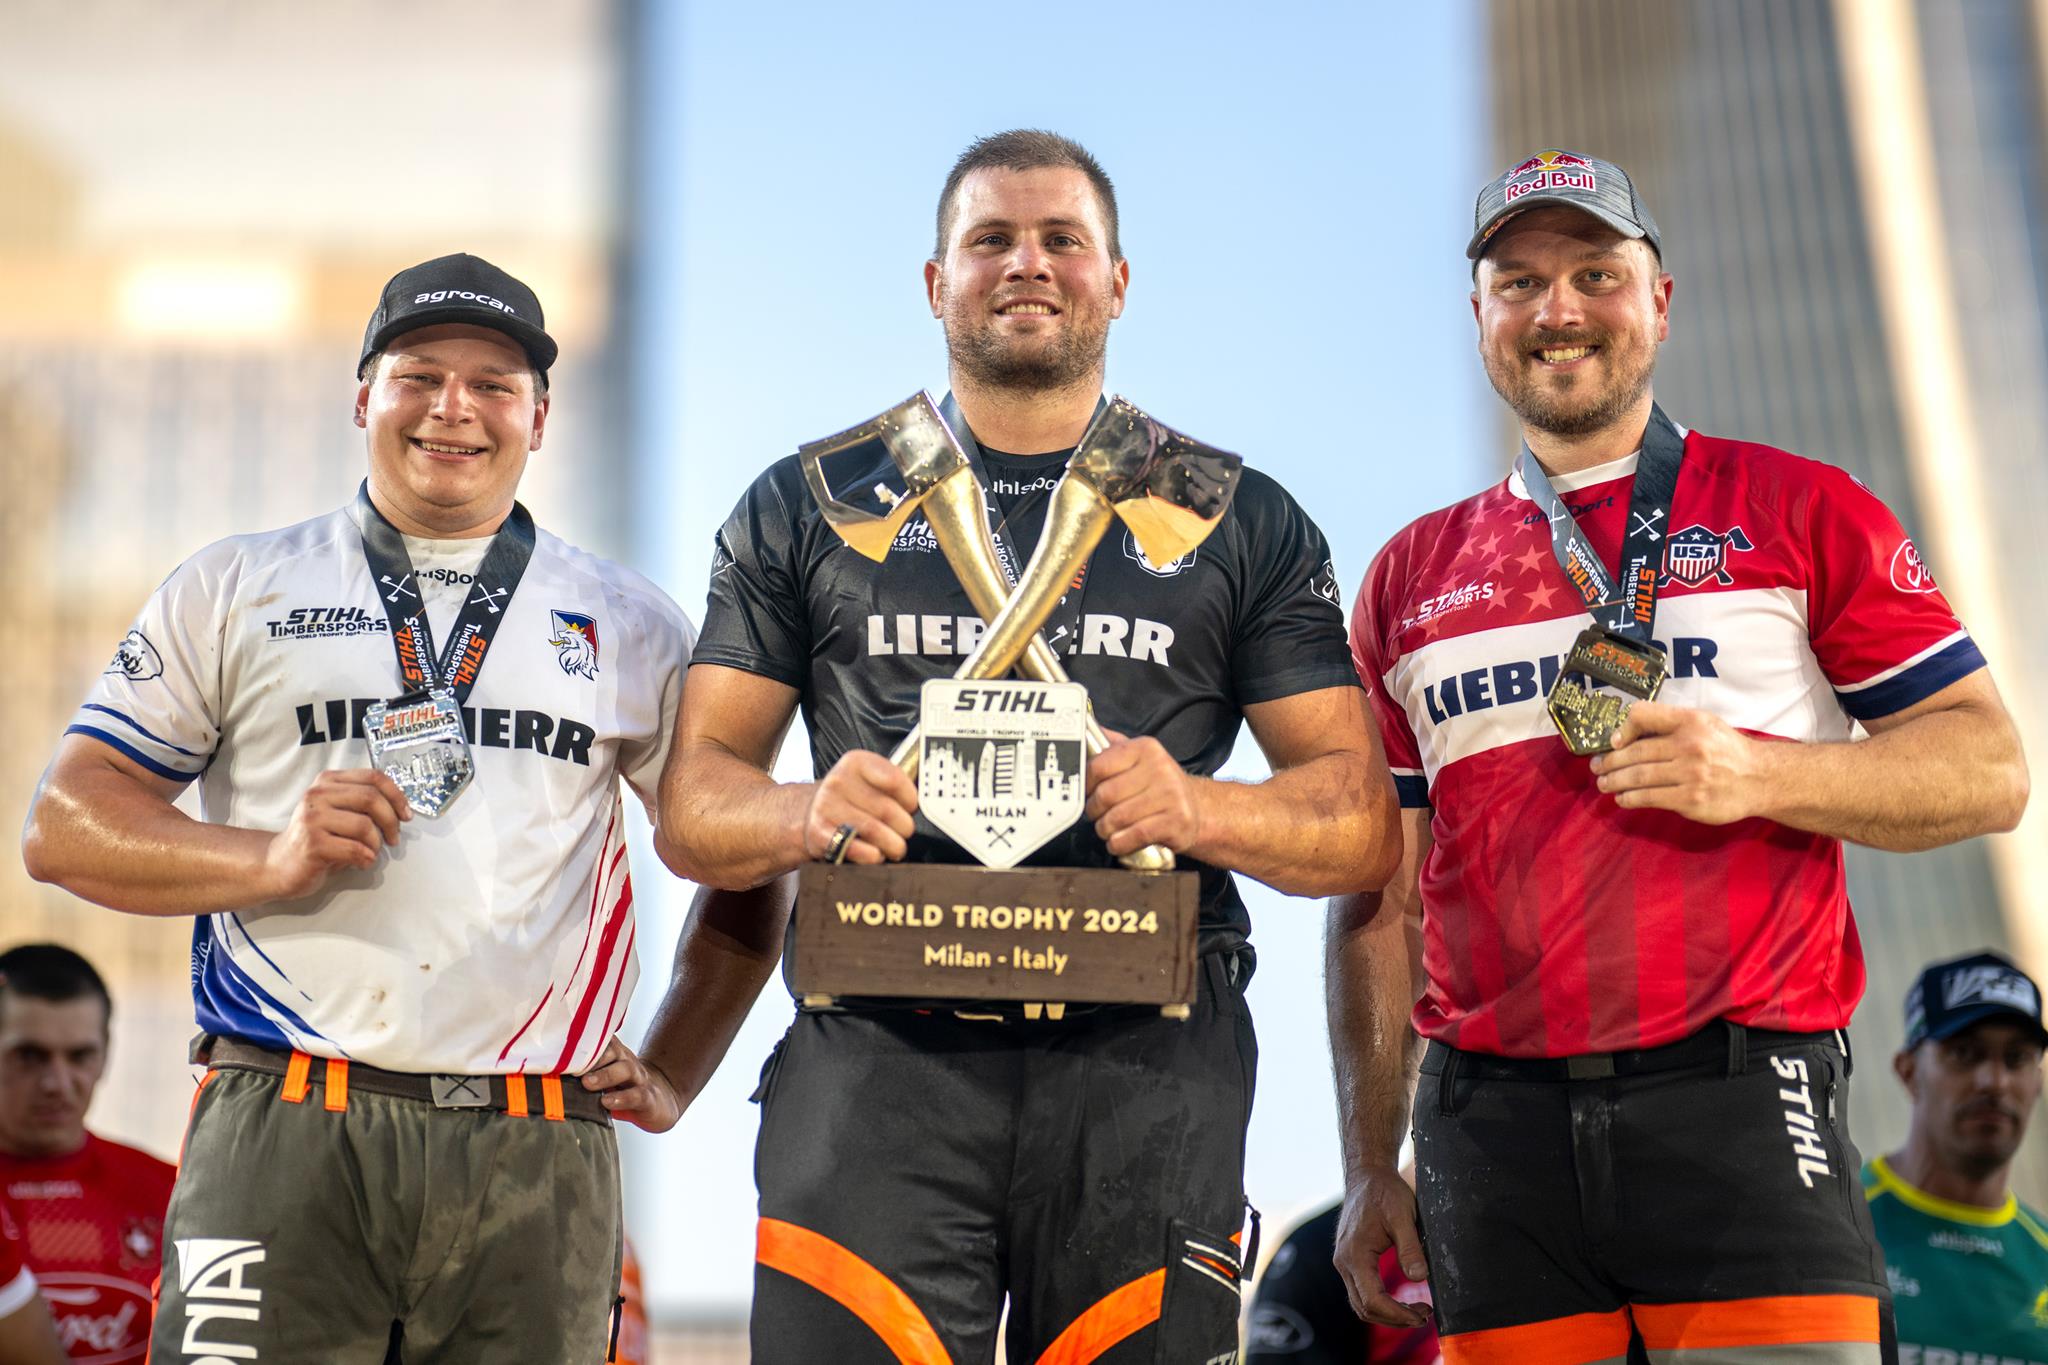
[619,0,1497,1312]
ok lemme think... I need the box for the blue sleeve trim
[80,703,205,758]
[63,725,200,783]
[1394,773,1431,808]
[1836,637,1987,721]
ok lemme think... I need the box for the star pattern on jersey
[1399,520,1581,643]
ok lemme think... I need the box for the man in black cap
[1866,951,2048,1362]
[1332,148,2027,1363]
[23,253,730,1360]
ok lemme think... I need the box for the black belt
[1422,1021,1845,1083]
[200,1037,611,1123]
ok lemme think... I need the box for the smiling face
[354,323,548,537]
[1898,1020,2045,1179]
[0,994,107,1158]
[925,166,1128,395]
[1473,205,1671,439]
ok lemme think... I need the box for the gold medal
[1546,627,1667,755]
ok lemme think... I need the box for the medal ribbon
[1517,404,1686,645]
[354,482,537,705]
[938,392,1105,662]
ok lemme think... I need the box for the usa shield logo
[1660,524,1754,587]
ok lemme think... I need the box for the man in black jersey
[628,129,1400,1363]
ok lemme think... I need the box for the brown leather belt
[201,1036,611,1124]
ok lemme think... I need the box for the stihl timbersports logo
[174,1238,266,1361]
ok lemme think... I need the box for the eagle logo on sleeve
[548,611,601,680]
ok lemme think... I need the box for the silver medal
[363,688,473,818]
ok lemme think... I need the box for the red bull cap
[1467,148,1663,262]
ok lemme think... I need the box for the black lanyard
[938,392,1105,659]
[354,482,536,704]
[1517,404,1685,645]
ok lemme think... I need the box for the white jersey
[70,499,693,1075]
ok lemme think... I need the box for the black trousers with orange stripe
[750,952,1256,1365]
[1412,1025,1895,1365]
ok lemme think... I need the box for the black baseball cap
[1467,149,1663,262]
[357,253,558,380]
[1903,950,2048,1050]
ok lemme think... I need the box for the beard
[1484,326,1658,437]
[943,293,1113,394]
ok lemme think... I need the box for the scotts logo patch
[1890,539,1938,594]
[1504,149,1597,206]
[1660,524,1755,588]
[549,611,601,680]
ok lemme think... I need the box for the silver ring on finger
[824,822,857,863]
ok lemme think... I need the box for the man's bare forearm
[656,740,815,889]
[23,754,276,916]
[637,877,794,1110]
[1327,888,1421,1177]
[1755,697,2027,850]
[1190,749,1399,897]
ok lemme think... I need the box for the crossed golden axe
[799,392,1243,873]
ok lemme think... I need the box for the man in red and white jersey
[1329,150,2029,1364]
[0,945,170,1365]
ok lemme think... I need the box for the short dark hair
[934,129,1122,262]
[0,944,111,1027]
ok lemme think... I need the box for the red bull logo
[1505,150,1598,204]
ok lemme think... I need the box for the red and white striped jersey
[1353,428,1984,1057]
[68,501,691,1074]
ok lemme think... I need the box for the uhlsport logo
[548,611,600,680]
[174,1237,266,1362]
[1660,524,1755,588]
[105,630,164,681]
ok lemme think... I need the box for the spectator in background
[0,945,173,1365]
[1866,950,2048,1362]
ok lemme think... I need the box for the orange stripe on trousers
[1033,1229,1242,1365]
[1442,1309,1634,1365]
[1633,1294,1880,1349]
[1032,1269,1164,1365]
[754,1218,951,1365]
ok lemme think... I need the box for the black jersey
[695,403,1357,947]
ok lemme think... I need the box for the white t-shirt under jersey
[71,498,693,1075]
